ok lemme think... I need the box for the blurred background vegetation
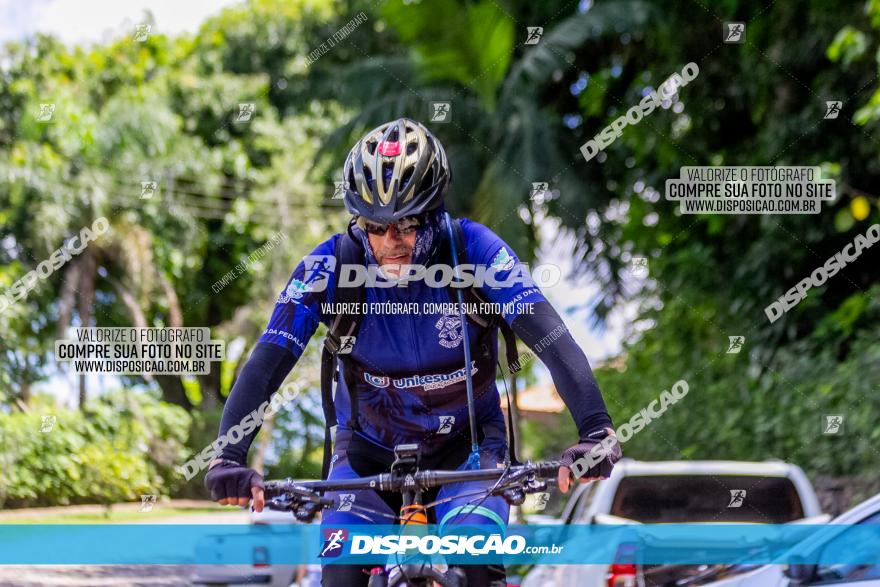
[0,0,878,508]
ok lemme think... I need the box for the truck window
[610,475,805,523]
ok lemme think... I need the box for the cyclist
[204,118,621,586]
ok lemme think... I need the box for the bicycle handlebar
[264,460,560,496]
[262,461,561,523]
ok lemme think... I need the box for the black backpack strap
[448,218,521,465]
[320,225,366,480]
[319,346,336,480]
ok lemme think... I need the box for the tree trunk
[158,273,183,328]
[197,363,222,409]
[250,413,275,475]
[155,375,192,410]
[108,276,148,328]
[77,250,97,409]
[109,275,193,409]
[57,261,81,337]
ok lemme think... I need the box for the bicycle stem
[443,211,480,470]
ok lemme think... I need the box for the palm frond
[502,0,655,99]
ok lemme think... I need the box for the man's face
[367,225,416,277]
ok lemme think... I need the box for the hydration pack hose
[444,212,481,470]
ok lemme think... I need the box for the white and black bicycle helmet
[342,118,451,224]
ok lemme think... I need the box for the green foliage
[594,285,880,476]
[382,0,515,110]
[827,26,869,66]
[2,0,880,507]
[0,392,190,507]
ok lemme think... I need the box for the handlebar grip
[535,461,561,478]
[262,481,283,495]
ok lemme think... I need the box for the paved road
[0,510,250,586]
[0,564,197,586]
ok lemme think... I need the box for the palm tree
[307,0,653,271]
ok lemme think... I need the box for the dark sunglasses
[357,214,424,236]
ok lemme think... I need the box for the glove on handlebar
[204,460,263,501]
[559,429,622,480]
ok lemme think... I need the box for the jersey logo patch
[435,314,462,349]
[285,279,309,300]
[491,247,515,271]
[364,372,389,387]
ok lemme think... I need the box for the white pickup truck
[521,458,827,587]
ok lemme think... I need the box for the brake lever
[264,484,333,521]
[490,465,557,505]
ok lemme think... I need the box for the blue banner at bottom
[1,524,879,566]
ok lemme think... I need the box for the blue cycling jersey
[258,218,545,455]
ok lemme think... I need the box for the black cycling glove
[204,460,263,501]
[559,429,622,480]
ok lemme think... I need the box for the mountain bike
[264,442,560,587]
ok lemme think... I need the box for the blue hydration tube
[444,211,481,470]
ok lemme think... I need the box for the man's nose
[382,225,403,244]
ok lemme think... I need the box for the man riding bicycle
[204,118,621,586]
